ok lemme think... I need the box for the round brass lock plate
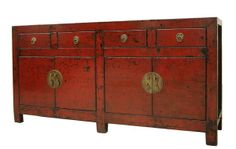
[73,36,79,45]
[176,33,184,42]
[142,72,163,94]
[47,70,63,89]
[31,37,37,45]
[120,34,128,43]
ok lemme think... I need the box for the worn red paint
[18,33,50,49]
[58,31,95,48]
[157,28,206,47]
[55,57,96,111]
[13,17,222,145]
[104,30,146,47]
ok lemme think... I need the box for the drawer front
[153,58,206,120]
[18,33,51,49]
[104,30,146,48]
[105,58,152,115]
[157,28,206,47]
[58,31,95,48]
[19,57,54,107]
[55,57,96,111]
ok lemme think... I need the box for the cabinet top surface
[13,17,221,33]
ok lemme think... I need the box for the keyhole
[146,76,152,91]
[153,76,160,91]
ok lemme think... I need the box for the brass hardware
[142,72,163,94]
[176,33,184,42]
[73,36,79,45]
[48,70,63,89]
[31,37,37,45]
[120,34,128,43]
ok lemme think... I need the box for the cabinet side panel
[13,28,23,122]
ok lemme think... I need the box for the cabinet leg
[97,122,108,133]
[218,117,222,130]
[14,113,23,123]
[206,127,218,146]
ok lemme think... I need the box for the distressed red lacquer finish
[13,18,222,145]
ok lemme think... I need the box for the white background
[0,0,234,148]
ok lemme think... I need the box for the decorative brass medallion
[48,70,63,89]
[142,72,163,94]
[73,36,79,45]
[176,33,184,42]
[31,37,37,45]
[120,34,128,43]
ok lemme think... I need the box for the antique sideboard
[13,17,222,145]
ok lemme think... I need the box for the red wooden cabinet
[13,18,222,145]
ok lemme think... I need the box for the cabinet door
[153,58,206,120]
[55,58,95,110]
[105,58,152,115]
[19,58,54,107]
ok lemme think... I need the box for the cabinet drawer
[157,28,206,47]
[58,31,95,48]
[18,33,51,49]
[104,30,146,48]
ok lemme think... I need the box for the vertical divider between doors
[95,30,107,132]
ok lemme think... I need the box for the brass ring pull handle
[176,33,184,42]
[31,37,37,45]
[48,70,63,89]
[142,72,163,94]
[120,34,128,43]
[73,36,79,45]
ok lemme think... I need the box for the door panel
[19,58,54,107]
[55,58,95,110]
[105,58,152,115]
[153,58,206,120]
